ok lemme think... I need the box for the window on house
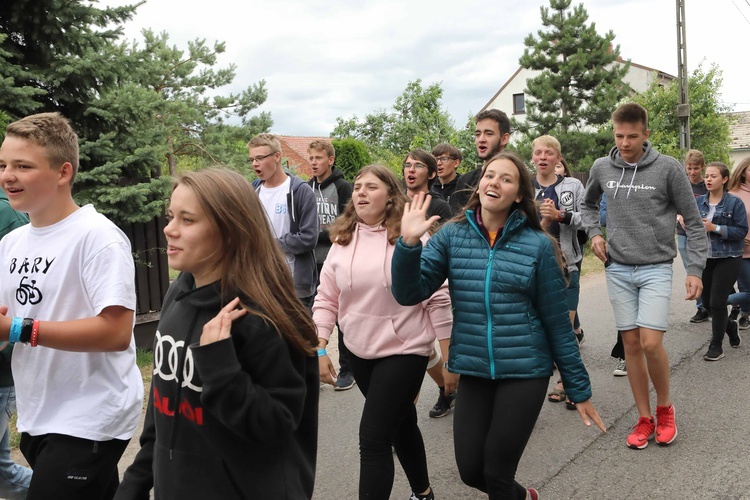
[513,93,525,115]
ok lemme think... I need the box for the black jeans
[348,352,430,499]
[454,376,548,500]
[21,433,129,500]
[702,256,743,347]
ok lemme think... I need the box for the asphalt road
[313,260,750,500]
[106,258,750,499]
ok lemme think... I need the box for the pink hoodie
[731,183,750,258]
[313,223,452,359]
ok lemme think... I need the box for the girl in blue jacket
[698,162,749,361]
[392,151,605,499]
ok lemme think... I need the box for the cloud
[103,0,750,136]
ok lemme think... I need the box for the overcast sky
[101,0,749,136]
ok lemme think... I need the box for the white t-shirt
[258,177,295,272]
[0,205,143,441]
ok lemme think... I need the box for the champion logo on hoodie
[605,181,657,192]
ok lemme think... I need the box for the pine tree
[1,2,271,223]
[515,0,631,168]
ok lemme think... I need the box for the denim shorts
[566,270,580,311]
[605,261,673,331]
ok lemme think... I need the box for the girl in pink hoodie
[313,165,452,500]
[727,157,750,327]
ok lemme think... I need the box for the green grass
[580,240,605,278]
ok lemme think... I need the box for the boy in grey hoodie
[581,103,707,450]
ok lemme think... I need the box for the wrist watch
[557,210,566,222]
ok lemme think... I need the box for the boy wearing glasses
[403,150,452,223]
[249,134,319,308]
[430,143,462,209]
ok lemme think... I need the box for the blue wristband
[317,348,327,357]
[9,317,22,343]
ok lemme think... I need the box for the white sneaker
[613,358,627,376]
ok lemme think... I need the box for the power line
[731,0,750,24]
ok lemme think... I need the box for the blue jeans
[677,234,705,311]
[0,386,31,500]
[727,258,750,314]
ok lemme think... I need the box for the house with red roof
[277,136,332,179]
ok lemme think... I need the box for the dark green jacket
[391,208,592,403]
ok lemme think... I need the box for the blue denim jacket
[697,192,749,258]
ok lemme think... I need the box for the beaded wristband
[30,320,40,347]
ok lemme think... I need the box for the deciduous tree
[633,63,732,165]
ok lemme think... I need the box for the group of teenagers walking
[0,100,734,500]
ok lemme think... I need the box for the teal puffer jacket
[392,209,592,403]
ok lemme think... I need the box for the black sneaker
[740,316,750,330]
[703,344,725,361]
[730,307,740,322]
[429,387,456,418]
[409,488,434,500]
[690,309,710,323]
[727,320,742,348]
[334,371,356,391]
[575,328,585,345]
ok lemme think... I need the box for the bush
[332,138,372,181]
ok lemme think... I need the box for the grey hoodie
[581,141,708,277]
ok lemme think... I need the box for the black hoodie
[308,168,352,265]
[116,273,319,500]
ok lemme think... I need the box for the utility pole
[676,0,690,150]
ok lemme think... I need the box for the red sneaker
[655,404,677,445]
[626,416,655,449]
[527,488,540,500]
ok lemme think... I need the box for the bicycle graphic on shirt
[16,276,42,305]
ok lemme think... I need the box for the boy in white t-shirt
[0,113,143,499]
[249,134,318,308]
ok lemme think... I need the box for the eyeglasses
[403,162,428,171]
[435,156,456,163]
[247,152,276,164]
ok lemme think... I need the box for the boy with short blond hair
[532,135,587,404]
[0,112,143,498]
[306,140,355,390]
[678,149,709,322]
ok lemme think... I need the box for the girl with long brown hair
[726,157,750,328]
[313,165,452,500]
[392,152,605,499]
[117,168,319,500]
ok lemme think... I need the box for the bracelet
[443,362,449,369]
[30,320,40,347]
[8,317,22,343]
[317,348,327,357]
[19,318,33,343]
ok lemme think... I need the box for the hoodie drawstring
[347,224,390,291]
[626,164,638,198]
[613,168,626,199]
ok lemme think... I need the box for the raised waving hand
[401,192,441,246]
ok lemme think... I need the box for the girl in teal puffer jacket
[392,151,606,500]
